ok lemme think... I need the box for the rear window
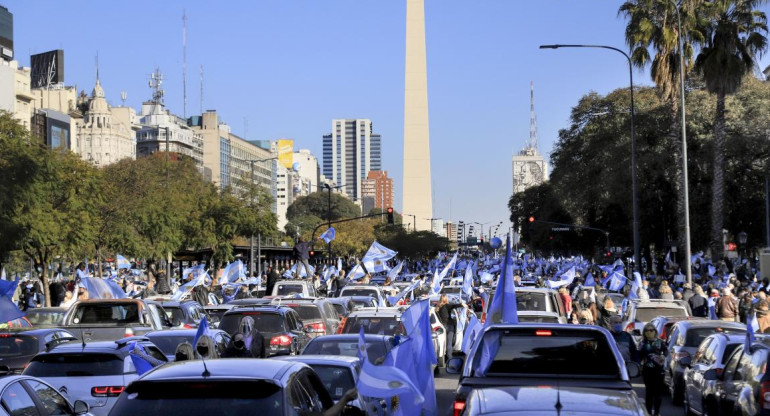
[0,335,39,357]
[111,381,282,416]
[635,307,687,322]
[25,353,124,377]
[147,335,193,356]
[285,305,322,321]
[310,365,355,401]
[518,315,560,323]
[219,312,285,335]
[349,299,373,308]
[341,317,404,336]
[516,292,549,312]
[722,344,741,364]
[164,307,186,323]
[275,284,304,296]
[303,339,387,363]
[26,310,64,326]
[340,289,377,299]
[72,303,140,325]
[473,328,620,378]
[332,304,347,316]
[685,327,745,347]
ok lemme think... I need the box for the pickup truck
[60,299,166,342]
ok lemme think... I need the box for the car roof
[40,337,154,355]
[275,280,309,285]
[203,304,234,310]
[347,307,402,317]
[73,299,142,304]
[145,329,226,337]
[673,320,746,329]
[470,385,640,415]
[342,286,382,291]
[516,311,560,316]
[138,358,303,382]
[273,355,361,367]
[224,306,292,315]
[308,334,391,343]
[26,307,67,312]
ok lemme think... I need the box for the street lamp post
[249,156,279,278]
[540,44,641,273]
[321,183,347,261]
[407,214,417,232]
[473,222,489,245]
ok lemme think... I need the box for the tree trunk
[39,250,51,308]
[668,101,687,261]
[711,92,727,261]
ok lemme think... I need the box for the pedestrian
[558,287,572,315]
[332,270,347,297]
[682,283,695,302]
[658,281,674,300]
[639,323,667,416]
[194,334,219,359]
[716,287,739,322]
[610,315,639,363]
[266,265,280,296]
[239,316,266,358]
[756,301,770,333]
[292,238,312,278]
[436,294,463,363]
[597,297,617,331]
[222,333,252,358]
[25,285,40,310]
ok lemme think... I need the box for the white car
[429,307,447,368]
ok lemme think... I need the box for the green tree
[694,0,768,258]
[286,192,361,223]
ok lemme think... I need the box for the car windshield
[164,307,186,324]
[635,307,687,322]
[148,335,193,356]
[275,284,304,296]
[342,317,404,336]
[331,304,347,316]
[471,328,620,378]
[518,315,560,323]
[25,310,64,326]
[303,339,387,363]
[25,353,124,377]
[285,305,322,321]
[110,381,283,416]
[516,292,548,312]
[310,365,355,401]
[341,289,377,299]
[219,313,285,335]
[685,327,745,347]
[350,299,374,308]
[0,335,39,357]
[722,343,741,364]
[72,303,140,325]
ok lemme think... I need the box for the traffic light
[528,216,535,223]
[309,251,315,256]
[387,207,394,224]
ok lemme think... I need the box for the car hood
[472,386,643,415]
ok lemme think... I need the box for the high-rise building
[512,82,548,195]
[443,221,458,241]
[73,78,138,165]
[0,6,13,61]
[361,171,394,213]
[402,0,433,232]
[293,149,320,194]
[322,119,381,202]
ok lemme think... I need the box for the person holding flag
[292,237,313,280]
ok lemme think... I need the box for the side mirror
[703,368,720,381]
[625,361,641,378]
[632,329,641,336]
[73,400,89,415]
[677,356,692,368]
[446,357,464,374]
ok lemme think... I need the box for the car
[622,299,691,338]
[0,373,91,416]
[346,296,379,310]
[0,317,33,331]
[446,324,641,415]
[23,307,67,329]
[429,306,447,367]
[516,310,564,324]
[647,315,707,342]
[326,297,355,318]
[483,288,567,323]
[271,280,319,298]
[663,320,745,405]
[22,336,169,416]
[338,286,388,307]
[144,328,232,360]
[339,307,406,337]
[273,355,380,414]
[271,298,342,336]
[227,298,273,307]
[218,306,311,356]
[462,385,647,416]
[107,359,337,416]
[202,304,234,327]
[705,337,770,416]
[60,299,166,342]
[439,285,465,297]
[682,332,746,416]
[301,334,393,364]
[148,299,206,328]
[0,329,78,373]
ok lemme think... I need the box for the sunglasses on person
[644,329,655,333]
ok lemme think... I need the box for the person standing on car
[293,238,312,279]
[639,322,667,416]
[437,294,463,363]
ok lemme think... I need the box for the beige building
[73,79,138,165]
[0,60,33,129]
[136,101,205,174]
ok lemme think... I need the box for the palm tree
[619,0,704,259]
[694,0,767,259]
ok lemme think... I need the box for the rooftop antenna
[200,65,204,115]
[528,81,538,151]
[148,68,165,113]
[182,9,187,118]
[120,91,127,107]
[95,51,99,83]
[244,117,248,138]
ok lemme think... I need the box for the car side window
[749,349,769,381]
[667,327,679,347]
[146,304,164,329]
[145,346,168,362]
[289,375,314,413]
[299,371,326,413]
[723,346,743,380]
[25,380,71,416]
[734,351,752,381]
[694,339,711,364]
[292,312,303,331]
[1,381,40,416]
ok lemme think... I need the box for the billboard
[31,49,64,88]
[277,139,293,169]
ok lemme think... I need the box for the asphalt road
[434,370,679,416]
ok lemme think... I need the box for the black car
[23,307,67,329]
[219,306,311,356]
[150,299,206,328]
[301,334,393,364]
[145,328,232,360]
[0,329,78,372]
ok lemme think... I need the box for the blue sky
[7,1,770,235]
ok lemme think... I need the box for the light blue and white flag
[322,266,337,282]
[348,264,366,281]
[362,241,397,273]
[221,260,246,284]
[81,278,127,300]
[430,269,442,295]
[116,255,132,270]
[319,227,336,244]
[485,235,518,326]
[171,270,209,301]
[387,261,404,281]
[462,262,474,298]
[547,266,576,289]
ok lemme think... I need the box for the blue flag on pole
[462,262,474,298]
[319,227,336,244]
[193,316,210,348]
[461,314,481,355]
[485,235,518,326]
[116,255,131,270]
[398,299,437,413]
[546,266,576,289]
[362,241,397,273]
[128,342,155,375]
[584,272,595,287]
[746,312,756,353]
[0,278,23,323]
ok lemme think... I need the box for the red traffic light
[528,216,535,223]
[309,251,315,256]
[387,207,393,214]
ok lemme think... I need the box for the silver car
[0,373,91,416]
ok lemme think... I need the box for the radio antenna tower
[120,91,127,106]
[148,68,164,113]
[528,81,538,151]
[182,10,187,118]
[199,65,203,114]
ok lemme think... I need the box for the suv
[23,336,168,416]
[272,298,341,336]
[271,280,319,298]
[447,324,640,416]
[61,299,166,342]
[682,332,746,416]
[0,374,91,416]
[145,328,232,360]
[219,306,311,356]
[622,299,691,338]
[338,286,388,307]
[663,320,745,404]
[482,288,567,323]
[339,307,405,337]
[108,359,335,416]
[0,329,78,373]
[150,299,206,328]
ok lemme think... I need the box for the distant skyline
[6,1,770,235]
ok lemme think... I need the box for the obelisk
[402,0,432,232]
